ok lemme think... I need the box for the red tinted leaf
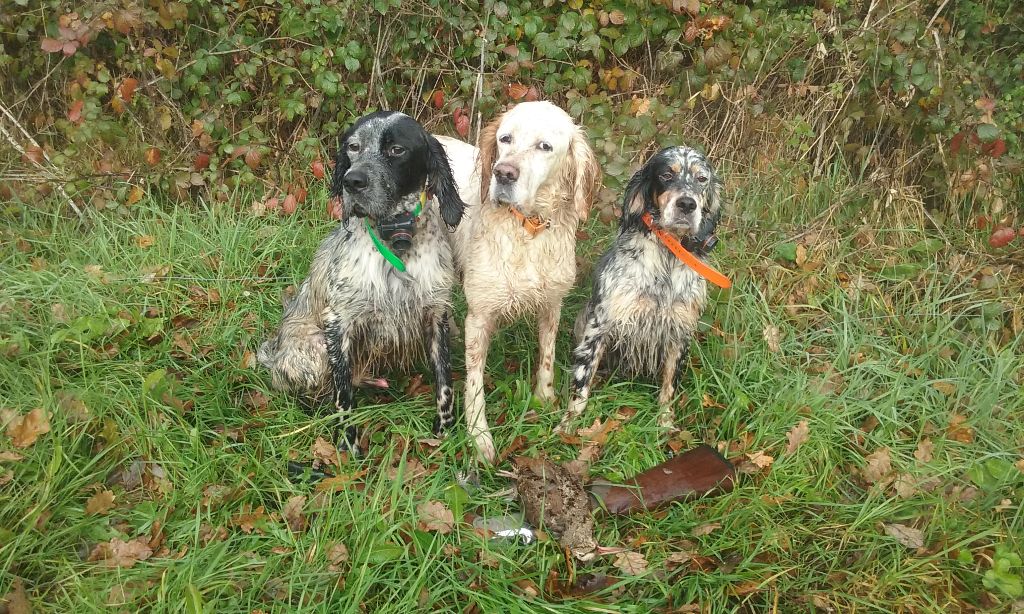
[282,194,298,215]
[989,227,1016,248]
[244,148,261,170]
[311,159,326,180]
[949,131,966,155]
[983,139,1007,158]
[454,108,470,139]
[41,38,64,53]
[975,215,990,229]
[23,145,45,165]
[144,147,161,166]
[68,99,84,124]
[506,82,529,100]
[293,186,308,203]
[328,197,344,220]
[193,152,210,170]
[525,86,540,102]
[430,90,444,109]
[117,78,138,103]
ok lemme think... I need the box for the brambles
[0,0,1020,218]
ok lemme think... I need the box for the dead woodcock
[510,456,603,561]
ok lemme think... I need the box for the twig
[469,2,490,144]
[924,0,951,32]
[0,101,84,219]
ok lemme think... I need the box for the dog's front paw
[533,383,557,404]
[553,418,577,436]
[656,407,676,431]
[336,426,365,459]
[431,415,454,438]
[472,430,497,465]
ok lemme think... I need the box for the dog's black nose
[677,196,697,213]
[343,170,369,194]
[493,162,519,184]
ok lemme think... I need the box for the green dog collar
[365,191,427,272]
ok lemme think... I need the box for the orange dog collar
[509,207,549,236]
[641,212,731,289]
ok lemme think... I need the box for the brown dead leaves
[231,504,268,534]
[282,495,307,533]
[417,500,455,534]
[862,448,893,485]
[326,542,349,572]
[612,551,649,576]
[737,450,774,475]
[5,408,50,448]
[88,537,154,568]
[562,418,621,477]
[86,490,116,515]
[785,420,810,455]
[311,437,341,469]
[883,523,924,550]
[1,578,31,614]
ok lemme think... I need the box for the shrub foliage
[0,0,1020,211]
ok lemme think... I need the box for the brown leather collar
[508,206,549,236]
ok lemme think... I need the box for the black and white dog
[558,146,723,433]
[258,111,466,454]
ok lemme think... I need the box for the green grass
[1,173,1022,613]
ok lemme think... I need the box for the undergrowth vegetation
[1,0,1022,217]
[2,0,1024,612]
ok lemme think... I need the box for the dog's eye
[659,171,674,181]
[696,175,709,184]
[347,142,360,153]
[388,145,406,157]
[498,134,512,144]
[538,141,552,152]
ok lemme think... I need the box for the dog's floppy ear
[329,128,354,199]
[691,170,722,253]
[621,164,655,234]
[427,135,467,230]
[567,128,602,223]
[476,114,502,204]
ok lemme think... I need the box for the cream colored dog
[435,101,601,463]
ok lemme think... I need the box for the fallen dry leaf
[785,420,810,455]
[56,391,91,423]
[6,408,50,448]
[134,235,155,249]
[946,413,974,443]
[0,470,13,487]
[1016,458,1024,474]
[88,537,154,568]
[86,490,116,515]
[613,550,649,576]
[314,468,368,493]
[282,495,307,532]
[883,523,924,549]
[1,577,31,614]
[762,325,782,353]
[0,451,24,462]
[931,381,956,396]
[914,439,934,464]
[417,500,455,534]
[893,474,918,499]
[692,522,722,537]
[327,542,349,572]
[862,448,892,484]
[746,450,774,469]
[231,504,267,534]
[311,437,340,469]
